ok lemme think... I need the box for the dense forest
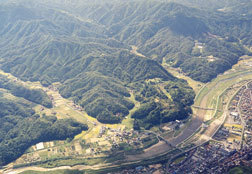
[71,0,250,82]
[132,80,195,129]
[0,95,88,166]
[0,2,185,124]
[0,0,251,125]
[0,75,52,108]
[0,0,251,167]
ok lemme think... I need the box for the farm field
[0,0,252,173]
[167,57,252,147]
[2,56,252,174]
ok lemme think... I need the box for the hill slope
[0,93,88,166]
[74,0,250,82]
[0,2,194,125]
[1,0,251,124]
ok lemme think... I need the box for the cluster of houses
[96,126,150,151]
[112,163,167,174]
[162,120,184,131]
[119,82,252,174]
[213,127,229,141]
[228,86,246,112]
[240,88,252,122]
[239,83,252,146]
[165,83,252,173]
[48,85,58,91]
[167,141,246,174]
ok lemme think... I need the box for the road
[2,69,252,174]
[196,81,248,145]
[170,71,252,147]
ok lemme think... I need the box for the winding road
[2,68,252,173]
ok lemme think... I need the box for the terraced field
[2,56,252,174]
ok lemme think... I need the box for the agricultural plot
[173,57,252,148]
[4,55,252,174]
[164,65,203,93]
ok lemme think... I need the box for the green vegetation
[17,147,182,174]
[0,96,88,166]
[173,155,185,164]
[132,80,194,129]
[58,51,174,124]
[229,166,252,174]
[0,2,195,125]
[0,0,250,126]
[0,1,251,173]
[0,75,52,108]
[74,0,251,82]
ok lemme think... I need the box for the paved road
[169,72,252,146]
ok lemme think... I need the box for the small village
[7,78,252,173]
[4,59,252,173]
[113,81,252,174]
[7,83,155,167]
[13,122,158,167]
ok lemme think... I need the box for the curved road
[170,71,252,146]
[2,71,252,174]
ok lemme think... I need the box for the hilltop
[0,1,196,126]
[0,0,252,169]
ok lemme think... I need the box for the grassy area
[142,136,159,149]
[173,155,185,164]
[85,148,182,174]
[19,148,183,174]
[37,157,106,168]
[164,66,203,93]
[157,84,173,101]
[194,85,208,105]
[229,166,252,174]
[194,70,252,111]
[7,55,252,174]
[122,91,140,129]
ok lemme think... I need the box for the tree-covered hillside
[0,95,88,166]
[132,80,195,129]
[0,75,52,108]
[0,0,251,125]
[0,2,195,125]
[72,0,250,82]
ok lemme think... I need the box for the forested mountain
[32,0,252,82]
[0,95,88,166]
[0,75,52,108]
[132,79,195,129]
[0,0,251,125]
[0,1,194,125]
[71,0,250,82]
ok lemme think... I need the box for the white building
[36,142,44,150]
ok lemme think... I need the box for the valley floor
[2,56,252,174]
